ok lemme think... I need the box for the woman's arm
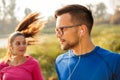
[32,60,44,80]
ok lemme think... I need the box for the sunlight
[14,0,114,20]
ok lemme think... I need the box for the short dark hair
[55,4,94,34]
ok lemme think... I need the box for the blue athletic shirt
[55,46,120,80]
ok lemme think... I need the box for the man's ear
[79,25,87,36]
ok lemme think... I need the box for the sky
[15,0,114,20]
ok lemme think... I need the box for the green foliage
[110,10,120,24]
[92,24,120,53]
[26,34,64,80]
[41,27,55,34]
[0,48,6,59]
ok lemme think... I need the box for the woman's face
[10,35,27,56]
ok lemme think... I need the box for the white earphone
[81,30,83,33]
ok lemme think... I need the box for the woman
[0,13,45,80]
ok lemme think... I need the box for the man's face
[55,13,80,50]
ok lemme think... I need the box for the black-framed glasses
[55,24,81,35]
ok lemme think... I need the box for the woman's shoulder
[25,56,39,65]
[0,61,9,70]
[0,60,8,66]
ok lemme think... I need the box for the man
[54,4,120,80]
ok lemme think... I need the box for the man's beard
[61,41,79,50]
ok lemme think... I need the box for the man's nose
[56,32,62,38]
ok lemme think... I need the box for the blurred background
[0,0,120,80]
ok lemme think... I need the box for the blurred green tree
[110,5,120,24]
[24,8,32,17]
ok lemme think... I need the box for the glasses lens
[55,27,63,35]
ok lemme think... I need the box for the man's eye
[56,28,59,31]
[60,27,64,31]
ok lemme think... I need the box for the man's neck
[72,40,95,55]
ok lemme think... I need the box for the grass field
[0,24,120,80]
[92,24,120,53]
